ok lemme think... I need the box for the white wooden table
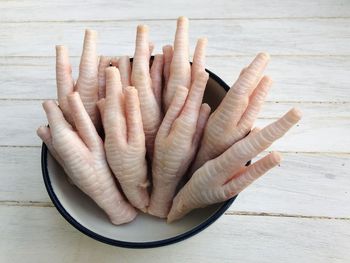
[0,1,349,262]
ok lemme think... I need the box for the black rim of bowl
[41,67,238,249]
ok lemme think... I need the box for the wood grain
[1,147,349,218]
[1,0,349,260]
[0,147,47,203]
[1,56,349,102]
[234,153,350,217]
[1,19,350,57]
[1,0,349,22]
[0,206,349,263]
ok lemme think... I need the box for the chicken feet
[168,108,302,222]
[100,67,149,212]
[191,53,271,173]
[38,94,137,225]
[56,29,102,130]
[148,38,210,217]
[131,25,163,158]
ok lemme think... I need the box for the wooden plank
[1,19,350,57]
[1,56,349,102]
[1,0,349,22]
[233,153,350,217]
[208,56,350,103]
[0,1,348,260]
[0,147,48,203]
[0,100,348,152]
[1,147,349,218]
[0,206,349,262]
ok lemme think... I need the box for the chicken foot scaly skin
[56,29,102,131]
[163,16,191,111]
[162,44,173,90]
[131,25,163,159]
[168,108,302,222]
[37,94,137,225]
[43,33,115,186]
[101,67,149,212]
[148,67,210,218]
[37,126,64,168]
[97,55,118,99]
[191,53,271,173]
[98,50,163,95]
[96,54,164,115]
[148,38,210,217]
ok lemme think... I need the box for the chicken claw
[38,95,137,225]
[168,108,302,222]
[118,56,132,89]
[163,16,191,111]
[101,67,149,212]
[150,54,164,108]
[131,25,163,159]
[162,45,173,91]
[56,29,101,130]
[191,53,271,173]
[97,55,115,99]
[148,69,210,218]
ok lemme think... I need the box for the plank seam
[225,211,350,220]
[1,17,350,24]
[1,201,349,220]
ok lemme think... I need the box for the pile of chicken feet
[37,17,302,225]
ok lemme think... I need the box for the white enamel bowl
[41,69,237,248]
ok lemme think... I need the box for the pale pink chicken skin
[97,55,118,99]
[117,56,132,89]
[95,38,164,117]
[38,18,303,225]
[148,84,210,218]
[190,52,272,173]
[56,29,101,130]
[150,54,164,108]
[37,127,64,168]
[163,34,207,88]
[148,38,211,218]
[97,56,110,99]
[162,45,174,91]
[163,16,191,111]
[37,94,137,225]
[100,67,149,212]
[131,25,163,159]
[97,55,129,99]
[96,54,163,113]
[167,108,302,222]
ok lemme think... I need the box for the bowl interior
[44,72,232,246]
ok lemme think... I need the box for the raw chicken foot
[168,108,302,222]
[37,94,137,225]
[56,29,101,130]
[148,38,210,217]
[191,53,271,173]
[100,67,149,212]
[131,25,163,159]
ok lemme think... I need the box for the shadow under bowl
[41,67,236,248]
